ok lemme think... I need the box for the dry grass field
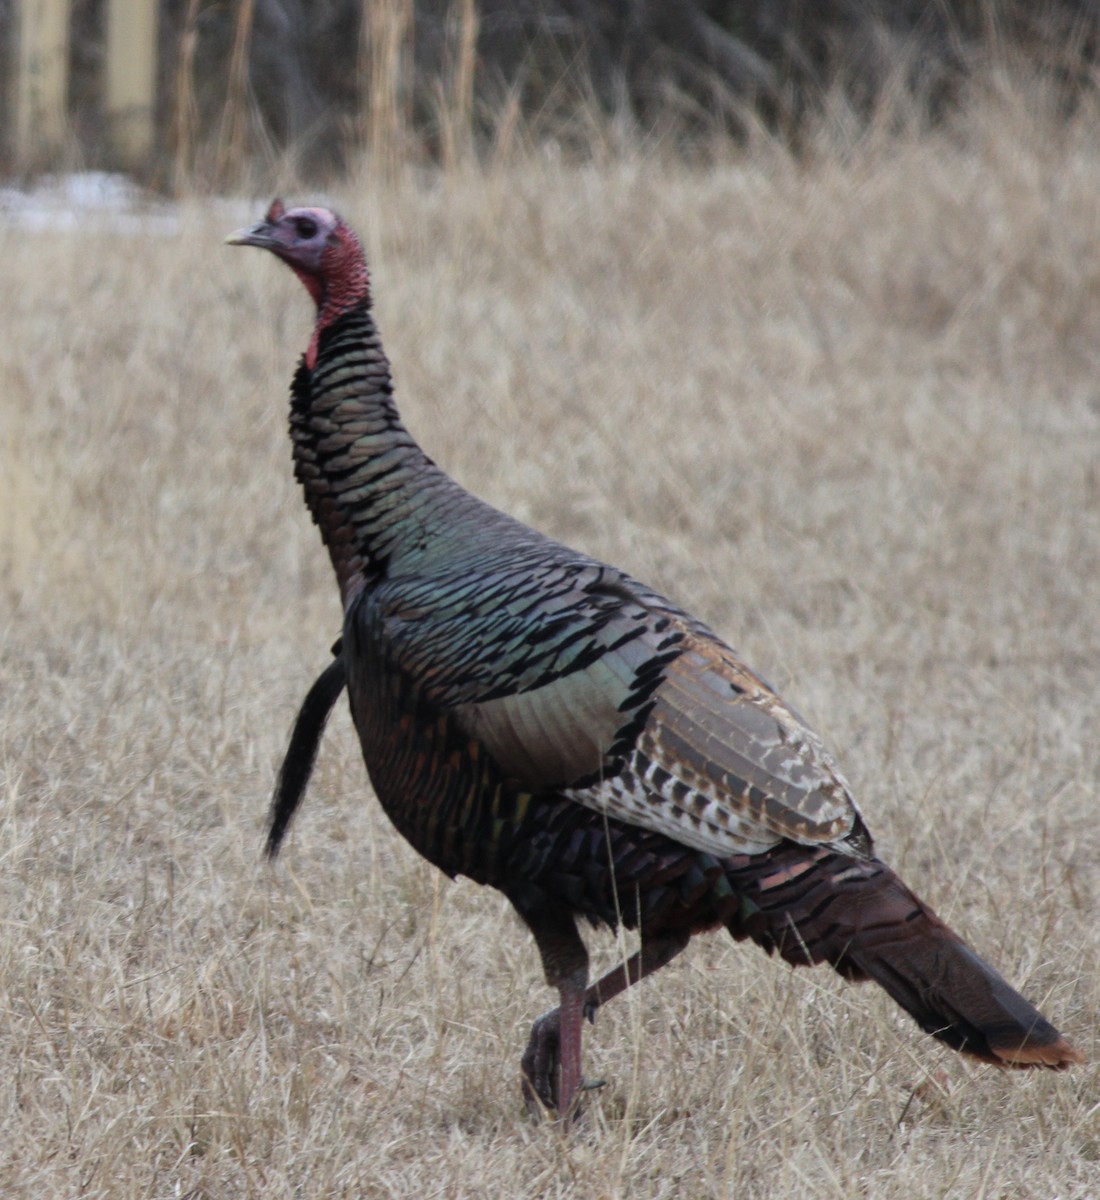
[2,76,1100,1197]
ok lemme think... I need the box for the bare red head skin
[227,199,370,367]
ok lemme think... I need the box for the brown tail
[724,845,1082,1069]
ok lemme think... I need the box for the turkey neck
[291,302,437,603]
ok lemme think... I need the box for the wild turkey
[228,200,1082,1120]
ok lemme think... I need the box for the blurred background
[5,0,1100,186]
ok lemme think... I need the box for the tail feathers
[267,647,347,858]
[725,845,1082,1070]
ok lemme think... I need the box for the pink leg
[521,931,690,1120]
[521,971,587,1121]
[583,932,689,1016]
[515,907,590,1121]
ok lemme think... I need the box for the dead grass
[2,74,1099,1197]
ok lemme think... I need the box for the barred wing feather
[373,556,863,859]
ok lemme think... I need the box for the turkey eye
[295,217,318,238]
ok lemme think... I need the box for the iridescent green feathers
[232,203,1081,1123]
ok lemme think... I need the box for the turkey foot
[521,1007,604,1120]
[521,1007,562,1115]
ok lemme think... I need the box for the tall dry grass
[1,72,1099,1197]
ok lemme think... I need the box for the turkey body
[298,311,859,931]
[230,202,1081,1121]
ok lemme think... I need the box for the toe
[521,1008,561,1116]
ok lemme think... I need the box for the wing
[563,628,864,856]
[362,549,865,859]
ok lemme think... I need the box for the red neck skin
[292,237,371,369]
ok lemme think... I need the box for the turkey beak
[225,220,274,248]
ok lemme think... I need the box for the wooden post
[105,0,159,168]
[15,0,72,168]
[361,0,413,179]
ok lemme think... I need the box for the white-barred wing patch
[564,636,862,858]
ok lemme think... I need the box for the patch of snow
[0,171,243,235]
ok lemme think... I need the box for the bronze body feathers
[229,202,1082,1123]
